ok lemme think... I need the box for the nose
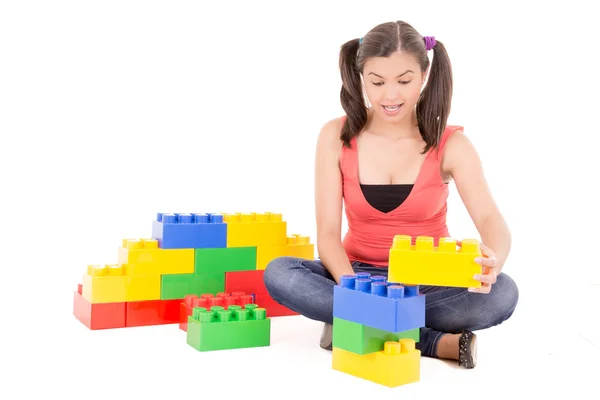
[385,85,398,101]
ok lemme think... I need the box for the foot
[320,322,333,350]
[458,330,477,369]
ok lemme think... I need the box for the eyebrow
[368,70,414,78]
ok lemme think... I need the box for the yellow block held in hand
[388,235,481,288]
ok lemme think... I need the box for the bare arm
[314,118,354,283]
[442,130,512,272]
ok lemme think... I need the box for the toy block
[332,339,420,387]
[194,246,257,274]
[225,270,266,294]
[152,212,227,249]
[224,212,287,247]
[160,272,225,300]
[388,235,482,288]
[186,304,271,351]
[253,293,299,317]
[82,264,161,303]
[285,234,314,257]
[179,292,254,331]
[256,246,287,270]
[118,238,194,275]
[256,234,315,270]
[332,317,419,355]
[333,273,424,332]
[126,298,181,327]
[73,284,126,329]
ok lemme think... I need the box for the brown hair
[339,20,453,153]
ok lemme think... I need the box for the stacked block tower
[331,234,482,387]
[331,273,424,387]
[73,211,314,330]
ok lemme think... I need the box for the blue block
[332,273,425,333]
[152,212,227,249]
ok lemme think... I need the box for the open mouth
[382,104,403,114]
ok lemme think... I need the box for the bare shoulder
[441,128,481,176]
[316,116,345,156]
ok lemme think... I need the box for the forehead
[363,51,420,76]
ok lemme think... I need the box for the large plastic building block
[225,270,266,294]
[389,235,482,288]
[194,246,256,274]
[224,212,286,247]
[332,317,419,355]
[256,234,315,270]
[256,246,287,270]
[126,298,181,327]
[82,264,161,303]
[179,292,254,331]
[332,339,420,387]
[332,273,424,333]
[253,293,299,317]
[152,212,227,249]
[186,304,270,351]
[160,272,225,300]
[118,238,194,275]
[73,284,126,329]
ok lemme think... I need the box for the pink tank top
[340,121,463,267]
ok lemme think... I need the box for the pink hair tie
[423,36,436,51]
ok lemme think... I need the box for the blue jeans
[263,256,519,358]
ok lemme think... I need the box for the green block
[194,247,257,273]
[332,317,420,355]
[186,304,270,351]
[161,272,225,300]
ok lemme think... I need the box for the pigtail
[339,38,368,148]
[416,39,453,153]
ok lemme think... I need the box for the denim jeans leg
[416,272,520,357]
[264,258,519,358]
[263,256,337,324]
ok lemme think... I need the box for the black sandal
[458,330,477,369]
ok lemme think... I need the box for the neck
[364,107,420,140]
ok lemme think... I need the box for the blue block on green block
[152,212,226,249]
[332,272,425,333]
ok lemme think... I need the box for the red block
[254,293,299,317]
[73,284,126,330]
[225,270,266,294]
[126,298,182,327]
[178,292,254,332]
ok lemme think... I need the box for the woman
[263,20,518,369]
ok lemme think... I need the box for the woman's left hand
[471,242,499,294]
[456,240,499,294]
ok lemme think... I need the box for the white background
[1,0,598,398]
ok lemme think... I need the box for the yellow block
[388,235,482,288]
[332,339,420,387]
[117,238,194,275]
[81,264,161,303]
[224,212,287,247]
[256,234,315,270]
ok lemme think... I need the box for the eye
[400,80,411,84]
[372,82,384,86]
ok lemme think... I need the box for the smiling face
[362,51,427,122]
